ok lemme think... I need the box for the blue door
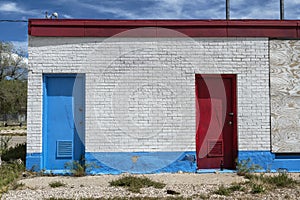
[43,74,85,170]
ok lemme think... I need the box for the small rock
[22,172,28,177]
[166,189,180,195]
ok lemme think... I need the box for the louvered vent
[56,140,73,158]
[208,140,223,157]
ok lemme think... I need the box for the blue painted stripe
[26,153,42,171]
[86,151,300,174]
[85,151,197,174]
[26,151,300,174]
[238,151,300,172]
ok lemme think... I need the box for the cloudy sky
[0,0,300,51]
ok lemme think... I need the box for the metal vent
[208,140,223,157]
[56,140,73,158]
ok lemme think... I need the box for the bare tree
[0,41,27,81]
[0,42,28,115]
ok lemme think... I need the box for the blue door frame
[43,74,85,171]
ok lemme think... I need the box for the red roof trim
[28,19,300,38]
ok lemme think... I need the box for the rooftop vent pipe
[226,0,230,20]
[280,0,284,20]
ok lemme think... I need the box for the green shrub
[49,181,66,188]
[1,143,26,163]
[0,161,24,194]
[213,183,245,196]
[236,158,262,176]
[228,183,245,192]
[263,172,297,188]
[11,182,25,190]
[213,184,231,196]
[64,161,85,177]
[110,176,166,193]
[251,183,265,194]
[64,160,99,177]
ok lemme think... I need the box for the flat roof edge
[28,19,300,38]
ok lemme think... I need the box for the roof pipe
[280,0,284,20]
[226,0,230,20]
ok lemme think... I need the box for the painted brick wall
[270,40,300,153]
[27,36,270,154]
[26,71,43,153]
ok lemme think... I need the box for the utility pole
[226,0,230,20]
[280,0,284,20]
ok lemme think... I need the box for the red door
[196,74,237,169]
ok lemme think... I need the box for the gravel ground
[1,173,300,200]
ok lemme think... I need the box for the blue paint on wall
[26,150,300,174]
[238,151,300,172]
[85,151,196,174]
[26,153,42,171]
[85,151,300,174]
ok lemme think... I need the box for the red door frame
[195,74,237,169]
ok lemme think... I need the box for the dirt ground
[2,173,300,200]
[18,173,246,188]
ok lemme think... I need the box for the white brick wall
[27,36,270,153]
[26,71,43,153]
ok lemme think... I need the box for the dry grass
[110,176,166,193]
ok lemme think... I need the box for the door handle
[228,112,234,116]
[228,121,233,125]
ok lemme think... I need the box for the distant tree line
[0,42,27,116]
[0,80,27,115]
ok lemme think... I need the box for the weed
[109,176,166,193]
[213,182,245,196]
[234,171,299,196]
[49,181,66,188]
[64,160,86,177]
[236,158,262,176]
[0,161,24,195]
[245,172,297,189]
[263,172,297,188]
[251,183,265,194]
[38,168,46,176]
[244,173,255,180]
[64,159,99,177]
[213,184,231,196]
[0,135,25,197]
[11,182,25,190]
[228,183,245,192]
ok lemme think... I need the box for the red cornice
[28,19,300,38]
